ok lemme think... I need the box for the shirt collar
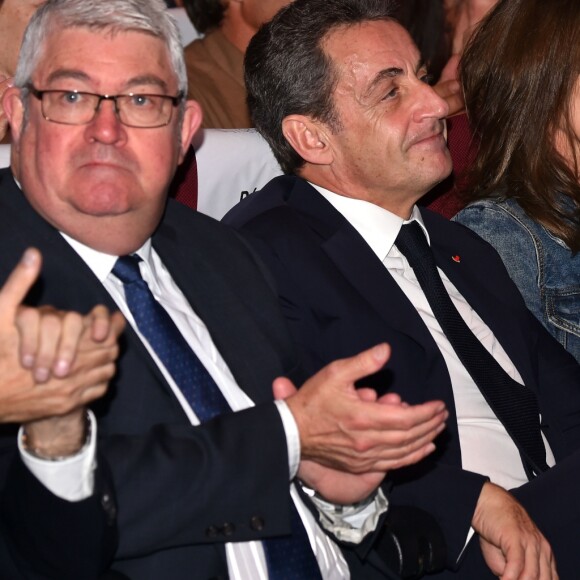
[60,232,153,282]
[310,182,430,261]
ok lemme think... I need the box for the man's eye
[382,88,398,101]
[421,73,435,85]
[62,91,82,104]
[130,95,153,107]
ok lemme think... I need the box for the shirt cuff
[274,399,300,479]
[305,485,389,543]
[18,410,97,501]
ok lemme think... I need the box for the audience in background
[445,0,497,54]
[0,0,45,143]
[182,0,292,128]
[396,0,450,83]
[454,0,580,363]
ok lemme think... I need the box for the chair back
[0,144,10,169]
[192,128,283,219]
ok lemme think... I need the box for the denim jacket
[454,198,580,363]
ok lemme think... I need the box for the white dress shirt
[20,233,388,579]
[315,184,555,490]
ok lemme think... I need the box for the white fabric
[19,410,97,501]
[167,7,201,46]
[194,128,283,220]
[315,185,555,490]
[0,144,10,168]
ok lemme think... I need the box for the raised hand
[274,343,447,478]
[0,248,124,426]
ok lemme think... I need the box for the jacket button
[101,492,117,524]
[250,516,265,531]
[205,526,219,538]
[222,522,236,536]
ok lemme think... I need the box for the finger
[356,388,378,402]
[0,249,42,322]
[388,441,437,469]
[52,311,84,377]
[370,399,447,432]
[31,310,64,383]
[538,547,555,580]
[272,376,298,400]
[321,343,391,387]
[439,54,459,83]
[87,305,113,342]
[376,392,402,405]
[500,543,530,580]
[15,307,41,368]
[381,415,447,461]
[109,310,126,340]
[433,79,464,117]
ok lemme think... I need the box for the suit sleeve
[0,449,117,579]
[100,402,294,559]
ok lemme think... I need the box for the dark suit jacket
[0,168,308,580]
[224,175,580,572]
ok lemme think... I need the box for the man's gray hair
[14,0,186,95]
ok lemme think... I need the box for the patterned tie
[395,222,549,478]
[113,255,229,422]
[112,255,323,579]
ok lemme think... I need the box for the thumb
[0,249,42,321]
[272,377,298,400]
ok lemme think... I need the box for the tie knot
[112,255,143,284]
[395,221,431,268]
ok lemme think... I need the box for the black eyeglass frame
[25,84,184,128]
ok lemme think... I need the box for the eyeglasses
[26,85,184,128]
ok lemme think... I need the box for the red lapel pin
[452,255,461,263]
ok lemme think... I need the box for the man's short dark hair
[245,0,396,174]
[182,0,224,33]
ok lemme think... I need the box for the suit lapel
[152,211,287,405]
[286,181,441,357]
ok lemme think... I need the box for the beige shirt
[184,28,251,129]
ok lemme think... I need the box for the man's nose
[413,81,450,122]
[84,98,126,144]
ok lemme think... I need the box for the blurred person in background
[182,0,292,128]
[0,0,45,143]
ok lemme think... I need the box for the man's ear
[178,99,203,164]
[282,114,334,166]
[2,87,25,145]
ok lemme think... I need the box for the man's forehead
[32,26,175,89]
[323,20,421,81]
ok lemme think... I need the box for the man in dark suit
[223,0,580,577]
[0,0,450,578]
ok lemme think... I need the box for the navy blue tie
[113,255,229,422]
[395,222,548,478]
[113,255,323,579]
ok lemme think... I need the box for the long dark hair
[460,0,580,252]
